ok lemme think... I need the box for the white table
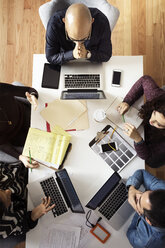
[26,55,144,248]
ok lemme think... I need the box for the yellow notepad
[22,127,71,169]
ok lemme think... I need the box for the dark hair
[0,198,6,218]
[138,94,165,140]
[139,94,165,124]
[144,190,165,228]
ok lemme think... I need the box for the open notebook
[22,126,71,169]
[106,97,142,129]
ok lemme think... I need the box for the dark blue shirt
[46,8,112,65]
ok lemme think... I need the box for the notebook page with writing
[22,128,71,169]
[106,97,142,129]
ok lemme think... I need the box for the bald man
[46,3,112,65]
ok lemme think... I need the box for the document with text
[39,224,81,248]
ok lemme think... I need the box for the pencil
[29,147,32,172]
[108,143,116,151]
[110,127,117,139]
[122,114,125,123]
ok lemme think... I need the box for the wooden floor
[0,0,165,179]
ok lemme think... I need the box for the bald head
[63,3,94,41]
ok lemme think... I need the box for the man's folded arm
[88,22,112,62]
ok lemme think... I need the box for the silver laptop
[28,169,85,219]
[59,61,106,99]
[86,172,134,230]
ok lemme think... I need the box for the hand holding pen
[19,154,39,169]
[117,102,130,115]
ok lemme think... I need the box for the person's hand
[73,42,87,59]
[123,123,143,143]
[19,155,39,169]
[117,102,130,115]
[31,197,55,221]
[25,92,38,110]
[128,186,142,214]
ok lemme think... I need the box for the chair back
[39,0,120,31]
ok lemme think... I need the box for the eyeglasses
[65,29,91,43]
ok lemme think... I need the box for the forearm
[126,169,165,190]
[23,211,38,233]
[0,143,20,159]
[123,76,146,106]
[124,75,163,105]
[89,47,112,63]
[46,49,75,65]
[0,82,38,98]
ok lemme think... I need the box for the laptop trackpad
[118,201,134,219]
[109,201,134,230]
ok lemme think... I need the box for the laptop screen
[86,172,121,210]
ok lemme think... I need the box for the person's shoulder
[89,8,108,21]
[48,9,67,26]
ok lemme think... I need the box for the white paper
[106,96,142,129]
[39,224,81,248]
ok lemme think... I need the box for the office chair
[39,0,120,31]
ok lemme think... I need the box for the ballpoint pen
[29,147,32,172]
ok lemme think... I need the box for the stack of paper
[22,126,71,169]
[40,100,89,131]
[106,97,143,129]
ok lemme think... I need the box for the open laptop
[28,169,85,218]
[86,172,134,230]
[60,61,106,99]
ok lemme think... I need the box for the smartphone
[112,70,121,87]
[100,142,118,153]
[90,223,111,243]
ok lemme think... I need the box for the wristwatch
[87,50,91,59]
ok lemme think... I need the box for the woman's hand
[123,123,143,143]
[25,92,38,110]
[31,197,55,221]
[117,102,130,115]
[19,155,39,169]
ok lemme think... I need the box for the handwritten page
[39,224,81,248]
[106,96,142,129]
[22,128,71,168]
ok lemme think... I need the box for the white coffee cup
[93,109,106,122]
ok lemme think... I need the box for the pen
[122,114,125,123]
[108,143,116,151]
[29,147,32,172]
[110,126,117,139]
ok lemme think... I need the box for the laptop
[86,172,134,230]
[59,61,106,99]
[28,169,85,219]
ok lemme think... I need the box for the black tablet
[42,63,61,89]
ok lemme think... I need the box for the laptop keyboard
[98,182,127,220]
[63,92,100,99]
[65,74,100,88]
[40,177,68,217]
